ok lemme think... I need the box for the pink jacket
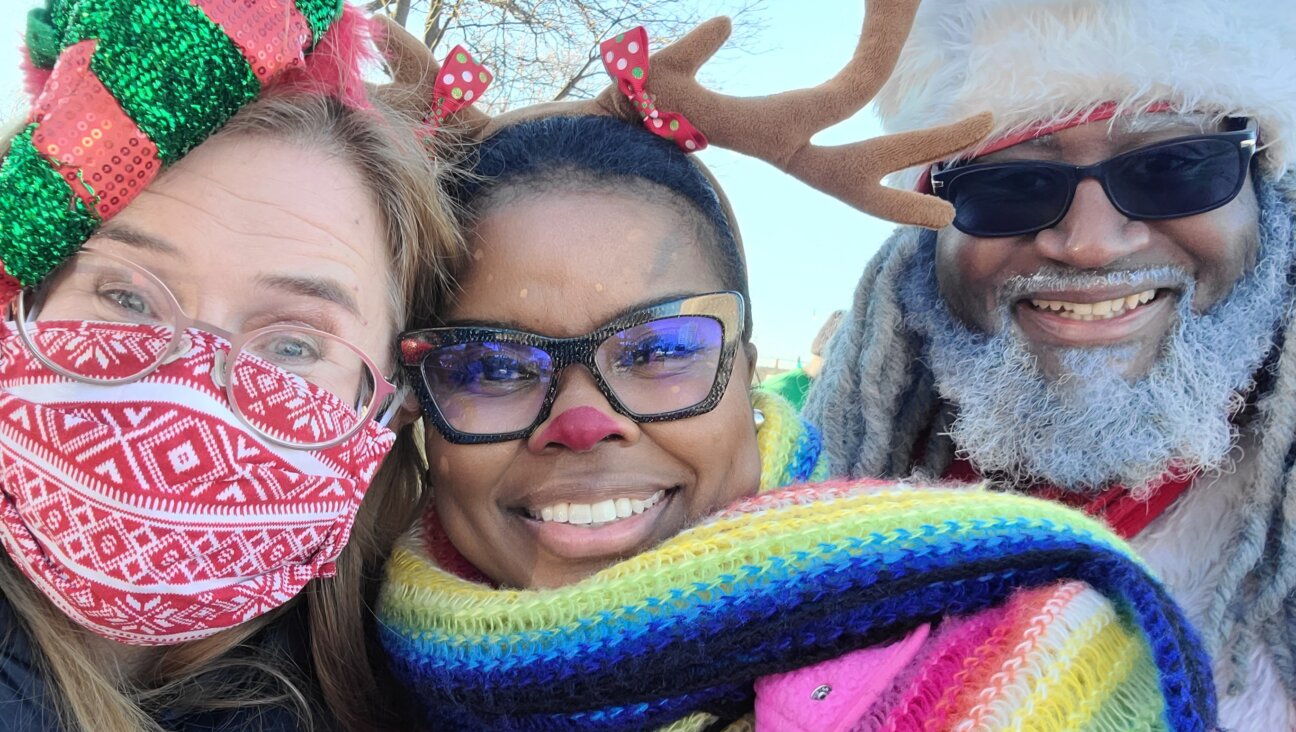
[753,625,931,732]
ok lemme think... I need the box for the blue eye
[255,334,323,366]
[89,281,168,324]
[103,288,152,315]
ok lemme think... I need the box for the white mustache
[998,266,1193,304]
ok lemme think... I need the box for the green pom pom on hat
[24,6,61,70]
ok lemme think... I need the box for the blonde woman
[0,3,458,731]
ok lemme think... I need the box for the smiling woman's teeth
[1029,289,1156,321]
[530,490,667,525]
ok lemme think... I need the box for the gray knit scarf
[805,176,1296,695]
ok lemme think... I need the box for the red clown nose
[535,406,622,452]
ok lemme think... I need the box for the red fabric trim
[425,45,491,132]
[914,101,1177,193]
[192,0,312,85]
[31,40,161,220]
[421,509,493,585]
[943,458,1194,540]
[19,45,52,105]
[0,267,21,308]
[601,27,708,152]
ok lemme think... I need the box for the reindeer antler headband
[0,0,360,307]
[375,0,993,229]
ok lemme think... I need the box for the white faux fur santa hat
[875,0,1296,189]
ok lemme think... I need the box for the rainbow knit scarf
[379,394,1215,731]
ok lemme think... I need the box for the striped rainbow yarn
[863,579,1173,731]
[378,395,1214,731]
[752,389,829,490]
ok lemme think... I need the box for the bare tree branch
[394,0,766,110]
[389,0,413,25]
[551,54,598,101]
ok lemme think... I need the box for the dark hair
[448,114,752,338]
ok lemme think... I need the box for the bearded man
[804,0,1296,726]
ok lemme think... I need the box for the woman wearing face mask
[374,10,1218,731]
[0,3,459,731]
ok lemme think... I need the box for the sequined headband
[375,0,995,230]
[0,0,351,306]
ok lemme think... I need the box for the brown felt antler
[372,15,492,134]
[375,1,993,229]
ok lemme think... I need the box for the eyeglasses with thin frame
[10,247,402,450]
[399,291,745,445]
[931,120,1259,238]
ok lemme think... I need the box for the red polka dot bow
[600,27,707,152]
[423,45,492,137]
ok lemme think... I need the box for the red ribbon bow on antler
[420,45,492,140]
[600,27,707,152]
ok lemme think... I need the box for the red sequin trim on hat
[0,267,21,306]
[30,40,161,220]
[192,0,312,84]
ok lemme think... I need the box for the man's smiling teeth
[530,490,667,525]
[1029,289,1156,321]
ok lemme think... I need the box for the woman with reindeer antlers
[372,2,1217,729]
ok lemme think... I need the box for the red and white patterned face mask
[0,322,396,645]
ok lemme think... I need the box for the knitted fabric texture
[751,390,828,490]
[378,399,1214,731]
[863,580,1175,731]
[805,173,1296,701]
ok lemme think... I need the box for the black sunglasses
[931,123,1259,238]
[399,292,745,444]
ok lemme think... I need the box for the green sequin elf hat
[0,0,356,306]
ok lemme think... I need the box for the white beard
[900,180,1292,492]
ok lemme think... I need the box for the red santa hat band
[913,101,1178,193]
